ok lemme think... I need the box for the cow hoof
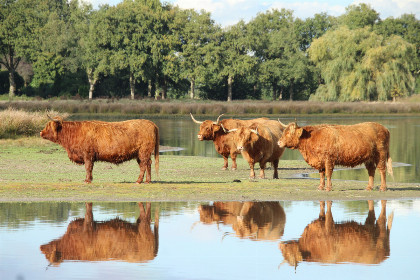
[84,180,92,184]
[379,187,387,192]
[221,167,228,171]
[318,186,324,191]
[325,188,332,192]
[231,167,237,171]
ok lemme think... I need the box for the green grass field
[1,138,419,202]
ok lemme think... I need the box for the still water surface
[0,201,419,279]
[76,115,420,183]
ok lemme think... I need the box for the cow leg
[137,157,152,184]
[325,162,334,191]
[318,170,325,190]
[84,160,94,183]
[249,162,256,179]
[259,162,266,179]
[272,159,279,179]
[365,162,376,191]
[222,155,229,170]
[230,152,238,171]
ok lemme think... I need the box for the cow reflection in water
[280,200,393,267]
[199,202,286,240]
[40,202,159,265]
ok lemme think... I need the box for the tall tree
[309,26,415,101]
[339,3,379,29]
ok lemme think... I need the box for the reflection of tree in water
[280,200,393,268]
[40,202,159,265]
[199,202,286,241]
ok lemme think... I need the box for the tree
[308,26,415,101]
[339,3,379,29]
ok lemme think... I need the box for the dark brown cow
[40,202,159,265]
[278,121,392,191]
[280,200,393,267]
[40,117,159,183]
[198,202,286,241]
[190,113,269,170]
[228,122,285,179]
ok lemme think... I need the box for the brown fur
[278,122,392,191]
[40,118,159,183]
[199,202,286,241]
[40,203,159,265]
[192,115,269,170]
[280,201,393,266]
[230,122,285,179]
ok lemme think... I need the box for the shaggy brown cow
[190,113,269,170]
[40,117,159,183]
[227,122,285,179]
[40,202,159,265]
[198,202,286,241]
[278,121,392,191]
[280,200,393,267]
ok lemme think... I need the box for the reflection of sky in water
[0,201,419,280]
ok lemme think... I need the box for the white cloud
[352,0,420,18]
[172,0,225,13]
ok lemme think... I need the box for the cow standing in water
[40,116,159,183]
[278,121,392,191]
[280,201,393,267]
[40,202,159,264]
[190,113,269,170]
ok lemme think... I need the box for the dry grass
[0,108,69,139]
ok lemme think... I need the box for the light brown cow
[40,202,159,265]
[280,200,393,267]
[228,122,285,179]
[190,113,269,170]
[198,202,286,241]
[40,117,159,183]
[278,121,392,191]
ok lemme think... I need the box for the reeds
[0,108,69,138]
[1,99,420,117]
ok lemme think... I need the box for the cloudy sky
[84,0,420,27]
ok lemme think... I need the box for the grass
[2,98,420,117]
[1,138,419,202]
[0,108,69,138]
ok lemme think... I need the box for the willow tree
[308,26,415,101]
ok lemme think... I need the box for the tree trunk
[9,70,16,98]
[87,69,98,101]
[162,76,167,100]
[190,78,195,99]
[227,75,233,102]
[129,72,135,100]
[289,79,294,101]
[272,82,277,101]
[155,73,160,100]
[148,79,152,97]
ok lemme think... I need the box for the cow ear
[296,127,304,138]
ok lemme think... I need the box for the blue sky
[84,0,420,26]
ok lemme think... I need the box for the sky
[83,0,420,27]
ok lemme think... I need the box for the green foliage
[339,3,379,29]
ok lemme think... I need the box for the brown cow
[278,121,392,191]
[190,113,269,170]
[40,202,159,265]
[198,202,286,241]
[280,200,393,267]
[227,122,285,179]
[40,117,159,183]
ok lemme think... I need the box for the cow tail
[154,125,160,180]
[387,155,393,179]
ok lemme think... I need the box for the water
[0,201,419,280]
[73,115,420,183]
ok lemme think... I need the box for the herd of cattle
[40,113,393,191]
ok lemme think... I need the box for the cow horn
[190,113,203,124]
[220,123,228,133]
[215,114,224,124]
[47,113,54,121]
[250,128,258,135]
[278,119,287,128]
[227,128,237,133]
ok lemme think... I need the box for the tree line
[1,0,418,101]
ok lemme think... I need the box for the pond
[74,114,420,184]
[0,200,419,280]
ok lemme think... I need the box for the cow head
[40,115,63,142]
[277,122,303,149]
[190,113,225,141]
[228,125,259,152]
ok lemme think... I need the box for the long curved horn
[250,127,258,135]
[220,123,228,133]
[226,128,237,133]
[190,113,203,124]
[278,119,287,129]
[215,114,224,124]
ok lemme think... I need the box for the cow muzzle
[237,146,244,152]
[197,134,203,141]
[278,140,285,148]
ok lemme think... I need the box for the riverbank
[1,139,419,202]
[2,98,420,117]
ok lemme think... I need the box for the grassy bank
[1,138,419,202]
[2,98,420,117]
